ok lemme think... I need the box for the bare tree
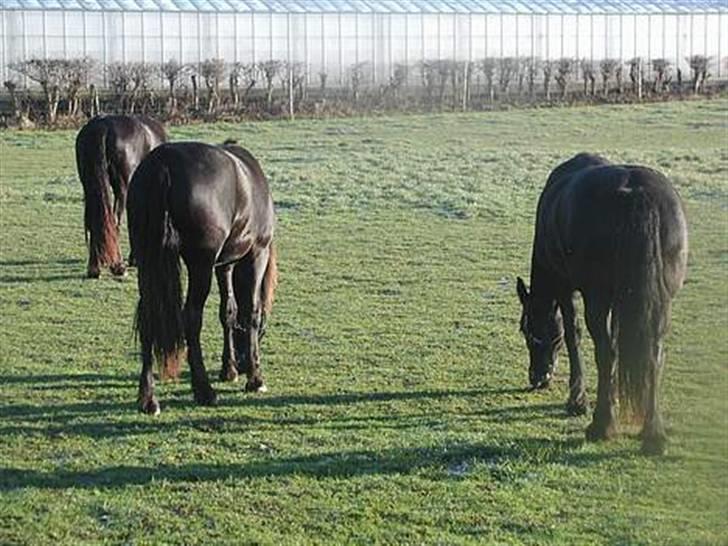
[555,58,574,99]
[106,62,133,112]
[480,58,497,103]
[64,58,95,117]
[687,55,710,94]
[199,58,225,114]
[542,60,554,101]
[628,57,643,98]
[651,58,672,94]
[615,64,624,94]
[161,59,188,115]
[10,59,66,124]
[349,62,369,106]
[524,57,541,98]
[580,59,597,96]
[259,60,283,111]
[498,57,519,96]
[599,59,619,98]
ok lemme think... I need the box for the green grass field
[1,100,727,545]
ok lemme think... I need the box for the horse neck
[529,260,557,305]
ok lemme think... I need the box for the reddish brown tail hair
[76,122,121,270]
[262,242,278,316]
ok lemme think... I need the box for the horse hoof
[86,269,100,279]
[219,367,239,383]
[641,432,667,456]
[110,264,127,277]
[139,397,160,416]
[585,421,616,442]
[194,389,218,407]
[566,398,589,416]
[245,379,267,393]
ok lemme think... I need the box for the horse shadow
[0,436,619,492]
[0,257,86,283]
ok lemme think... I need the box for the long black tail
[75,120,120,272]
[613,181,670,420]
[130,158,185,373]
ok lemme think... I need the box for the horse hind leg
[137,336,160,415]
[183,255,217,406]
[216,263,240,382]
[234,247,270,393]
[640,340,668,456]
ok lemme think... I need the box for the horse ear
[516,277,529,306]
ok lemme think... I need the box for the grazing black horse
[76,115,167,278]
[128,140,278,414]
[517,153,688,455]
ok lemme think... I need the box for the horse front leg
[584,296,617,441]
[558,291,588,416]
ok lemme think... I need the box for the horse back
[134,142,273,264]
[534,156,688,293]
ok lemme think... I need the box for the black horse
[517,153,688,455]
[76,115,167,278]
[128,140,278,415]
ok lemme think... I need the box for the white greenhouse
[1,0,726,86]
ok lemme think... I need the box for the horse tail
[76,120,119,272]
[131,159,185,378]
[613,180,669,420]
[261,241,278,316]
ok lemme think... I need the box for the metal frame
[1,0,725,88]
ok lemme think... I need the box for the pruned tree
[480,57,497,102]
[651,58,672,94]
[542,60,554,100]
[161,59,189,115]
[615,64,624,94]
[228,62,257,110]
[599,59,620,97]
[687,55,710,94]
[200,58,225,114]
[349,62,369,105]
[628,57,643,98]
[524,57,540,98]
[498,57,519,95]
[281,61,306,117]
[555,58,574,99]
[106,62,133,112]
[64,57,95,117]
[580,59,597,96]
[10,59,66,124]
[259,60,284,111]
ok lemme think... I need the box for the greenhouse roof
[1,0,725,13]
